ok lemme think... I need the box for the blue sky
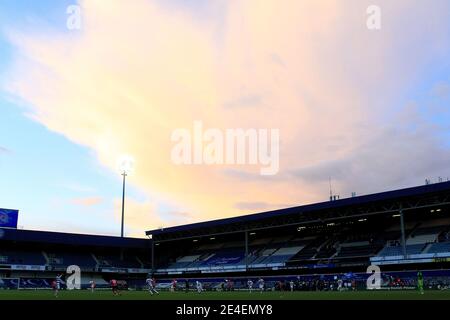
[0,1,155,236]
[0,1,450,237]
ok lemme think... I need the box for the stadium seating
[288,237,324,261]
[337,242,382,258]
[426,242,450,254]
[155,214,450,273]
[255,246,305,265]
[202,249,245,267]
[167,255,201,269]
[406,227,443,245]
[377,243,426,257]
[95,254,141,268]
[0,250,46,265]
[159,237,310,271]
[46,251,96,267]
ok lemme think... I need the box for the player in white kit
[258,278,264,293]
[54,274,62,297]
[247,279,253,293]
[337,279,343,292]
[89,280,96,293]
[196,280,203,293]
[146,277,159,295]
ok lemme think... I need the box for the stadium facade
[2,181,450,290]
[147,182,450,282]
[0,229,150,289]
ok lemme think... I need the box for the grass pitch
[0,289,449,300]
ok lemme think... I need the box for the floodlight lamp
[118,155,135,174]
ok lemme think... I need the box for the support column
[121,172,127,237]
[151,240,155,272]
[245,231,249,270]
[399,207,407,259]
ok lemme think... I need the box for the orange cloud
[71,196,103,207]
[4,0,450,232]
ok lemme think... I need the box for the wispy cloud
[71,196,103,207]
[0,146,11,154]
[63,183,96,193]
[432,82,450,100]
[223,94,263,109]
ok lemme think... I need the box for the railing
[370,251,450,265]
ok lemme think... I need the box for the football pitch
[0,290,450,300]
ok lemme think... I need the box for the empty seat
[377,244,426,257]
[427,242,450,254]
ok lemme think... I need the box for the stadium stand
[377,243,427,257]
[0,249,46,265]
[46,251,96,267]
[3,181,450,289]
[0,228,151,287]
[336,241,381,258]
[149,182,450,278]
[427,242,450,254]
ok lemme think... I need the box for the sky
[0,0,450,238]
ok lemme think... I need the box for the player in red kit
[110,279,119,296]
[171,279,177,292]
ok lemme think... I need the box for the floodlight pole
[151,241,155,272]
[121,171,127,238]
[399,206,407,259]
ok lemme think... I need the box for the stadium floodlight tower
[117,155,135,238]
